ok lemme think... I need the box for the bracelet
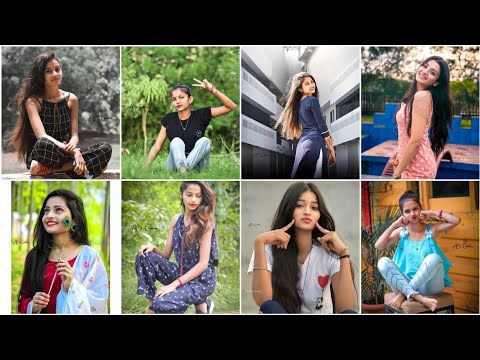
[338,247,349,256]
[177,278,183,286]
[438,210,443,219]
[210,85,215,93]
[253,267,267,271]
[339,255,350,260]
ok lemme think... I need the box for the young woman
[135,181,218,313]
[10,51,112,178]
[146,79,237,172]
[390,56,454,179]
[376,190,460,311]
[18,189,109,314]
[248,182,355,314]
[275,72,335,179]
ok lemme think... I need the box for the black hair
[271,182,335,313]
[398,190,421,212]
[171,84,192,97]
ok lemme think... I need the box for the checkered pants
[30,137,112,177]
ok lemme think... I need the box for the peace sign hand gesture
[316,222,347,255]
[192,78,214,92]
[255,219,295,250]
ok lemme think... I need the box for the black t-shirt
[160,107,212,154]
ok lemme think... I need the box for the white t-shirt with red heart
[248,242,340,313]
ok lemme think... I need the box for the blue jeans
[378,253,445,300]
[166,137,210,172]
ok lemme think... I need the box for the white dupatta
[56,245,109,314]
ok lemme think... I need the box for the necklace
[178,114,190,131]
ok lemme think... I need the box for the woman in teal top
[375,190,460,312]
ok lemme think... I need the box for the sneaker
[206,298,214,314]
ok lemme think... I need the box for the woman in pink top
[391,56,453,179]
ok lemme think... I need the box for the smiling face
[44,59,62,87]
[182,184,203,212]
[299,76,316,97]
[171,88,192,112]
[292,190,321,231]
[401,199,422,224]
[42,196,72,234]
[415,60,440,90]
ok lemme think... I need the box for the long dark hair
[275,72,319,140]
[180,181,216,246]
[395,56,453,156]
[18,189,89,309]
[271,182,335,313]
[10,51,60,162]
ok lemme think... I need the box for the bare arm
[421,210,461,238]
[374,217,404,250]
[146,126,168,165]
[252,238,273,306]
[153,214,177,259]
[65,94,79,151]
[394,91,432,178]
[192,78,237,118]
[25,98,67,149]
[331,252,356,313]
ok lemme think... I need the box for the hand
[256,219,295,249]
[316,222,347,255]
[394,215,409,228]
[155,282,179,298]
[56,260,73,292]
[192,78,214,92]
[138,243,155,257]
[328,150,336,167]
[73,150,87,176]
[388,158,399,173]
[32,292,50,313]
[63,140,76,155]
[420,210,433,221]
[325,136,334,147]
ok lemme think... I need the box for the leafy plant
[361,182,399,305]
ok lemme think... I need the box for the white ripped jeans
[377,253,445,300]
[166,137,210,172]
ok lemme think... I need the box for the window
[432,182,469,198]
[330,109,335,124]
[336,89,359,118]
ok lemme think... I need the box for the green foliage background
[121,47,240,177]
[122,181,240,313]
[2,47,120,146]
[11,181,110,313]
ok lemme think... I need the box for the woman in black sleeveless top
[10,51,112,178]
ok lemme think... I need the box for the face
[401,199,421,224]
[415,60,440,89]
[42,196,72,234]
[299,76,316,97]
[171,89,192,112]
[44,59,62,87]
[292,190,321,231]
[182,184,203,212]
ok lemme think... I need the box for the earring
[433,83,439,87]
[71,223,77,232]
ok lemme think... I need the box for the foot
[179,166,188,173]
[416,294,438,312]
[388,292,407,309]
[30,160,56,176]
[195,303,207,314]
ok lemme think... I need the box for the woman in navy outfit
[135,181,218,314]
[275,72,335,178]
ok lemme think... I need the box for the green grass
[122,149,240,179]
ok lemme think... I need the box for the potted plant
[361,182,399,313]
